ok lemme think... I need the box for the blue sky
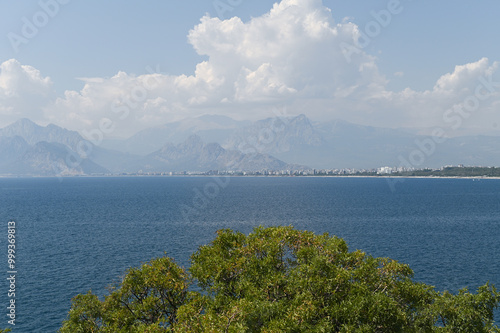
[0,0,277,91]
[1,0,499,137]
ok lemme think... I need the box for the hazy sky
[0,0,499,137]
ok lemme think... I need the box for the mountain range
[104,114,500,169]
[1,115,500,176]
[0,118,301,176]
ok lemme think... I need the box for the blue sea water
[0,176,499,332]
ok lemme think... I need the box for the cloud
[187,0,385,100]
[433,58,495,93]
[0,59,54,126]
[361,58,500,130]
[42,0,386,136]
[1,0,500,137]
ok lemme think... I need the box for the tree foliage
[60,226,500,332]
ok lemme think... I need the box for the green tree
[60,226,500,332]
[60,256,190,332]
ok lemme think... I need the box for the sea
[0,176,499,332]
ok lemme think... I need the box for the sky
[0,0,499,138]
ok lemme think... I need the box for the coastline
[1,174,500,180]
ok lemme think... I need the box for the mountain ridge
[0,119,304,176]
[134,134,304,173]
[3,115,500,175]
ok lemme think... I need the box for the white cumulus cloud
[0,59,54,126]
[43,0,386,136]
[1,0,499,137]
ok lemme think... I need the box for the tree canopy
[60,226,500,332]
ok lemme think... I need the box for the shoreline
[1,174,500,180]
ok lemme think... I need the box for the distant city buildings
[115,164,491,177]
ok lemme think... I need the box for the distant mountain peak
[224,113,322,155]
[145,135,299,172]
[6,118,39,130]
[15,117,37,125]
[293,114,308,121]
[0,118,82,149]
[185,134,203,143]
[182,134,204,149]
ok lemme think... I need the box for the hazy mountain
[308,119,418,168]
[87,146,142,173]
[3,116,500,175]
[421,135,500,167]
[223,115,500,168]
[313,120,500,168]
[135,135,303,173]
[0,118,83,150]
[0,119,136,175]
[223,115,414,168]
[0,136,31,170]
[0,119,303,175]
[0,141,109,176]
[223,114,323,154]
[103,115,249,156]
